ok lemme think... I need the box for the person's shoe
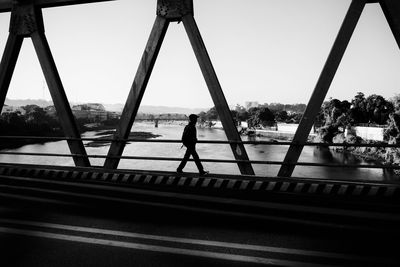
[176,169,183,173]
[199,170,209,176]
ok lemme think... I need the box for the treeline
[198,93,399,130]
[0,105,63,149]
[198,103,306,127]
[0,105,63,135]
[316,92,396,128]
[0,105,117,149]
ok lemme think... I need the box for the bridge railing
[0,136,399,173]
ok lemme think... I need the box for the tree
[205,106,218,121]
[390,94,400,114]
[267,103,284,112]
[288,112,303,124]
[284,103,306,113]
[249,107,275,127]
[197,111,207,123]
[365,94,393,125]
[234,104,249,121]
[323,98,351,127]
[316,98,352,142]
[248,107,258,117]
[22,104,41,114]
[315,100,329,126]
[230,110,238,125]
[274,110,288,122]
[350,92,368,124]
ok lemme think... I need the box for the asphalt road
[0,202,399,267]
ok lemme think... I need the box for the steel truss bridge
[0,0,399,231]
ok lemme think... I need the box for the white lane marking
[0,218,390,264]
[0,226,332,267]
[0,218,354,260]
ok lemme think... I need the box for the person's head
[189,114,198,124]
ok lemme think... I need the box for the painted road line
[0,226,332,267]
[0,218,387,263]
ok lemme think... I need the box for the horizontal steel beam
[1,150,400,170]
[0,0,382,13]
[2,135,400,147]
[0,0,114,12]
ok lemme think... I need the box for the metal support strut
[278,0,400,177]
[0,0,90,167]
[105,0,255,175]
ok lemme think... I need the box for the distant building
[71,110,104,121]
[157,113,188,120]
[45,104,120,122]
[245,101,259,110]
[72,103,106,111]
[136,113,187,120]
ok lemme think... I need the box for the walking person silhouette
[177,114,209,175]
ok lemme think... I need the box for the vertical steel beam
[278,0,366,177]
[104,16,169,169]
[182,15,255,175]
[31,31,90,167]
[0,34,23,110]
[380,0,400,49]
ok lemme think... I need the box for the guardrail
[0,136,399,171]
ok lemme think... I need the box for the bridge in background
[0,0,400,234]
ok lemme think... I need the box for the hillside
[4,98,207,114]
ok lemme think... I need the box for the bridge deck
[1,163,399,233]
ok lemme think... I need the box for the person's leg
[177,147,191,172]
[190,148,204,173]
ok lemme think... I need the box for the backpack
[181,125,191,146]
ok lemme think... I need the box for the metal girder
[104,16,169,169]
[0,34,23,109]
[104,0,254,174]
[182,15,255,175]
[9,2,44,36]
[31,31,91,167]
[277,0,366,177]
[0,0,114,12]
[380,0,400,49]
[157,0,193,21]
[0,1,90,167]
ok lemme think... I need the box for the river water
[0,122,397,182]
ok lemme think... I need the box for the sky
[0,0,399,109]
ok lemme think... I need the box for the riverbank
[0,121,160,150]
[0,136,61,150]
[249,129,317,141]
[0,122,397,180]
[85,130,162,147]
[315,132,400,176]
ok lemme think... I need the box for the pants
[177,144,204,172]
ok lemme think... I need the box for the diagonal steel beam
[0,34,23,110]
[182,15,255,175]
[0,0,114,13]
[104,16,169,169]
[31,31,91,167]
[277,0,366,177]
[380,0,400,49]
[1,1,91,167]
